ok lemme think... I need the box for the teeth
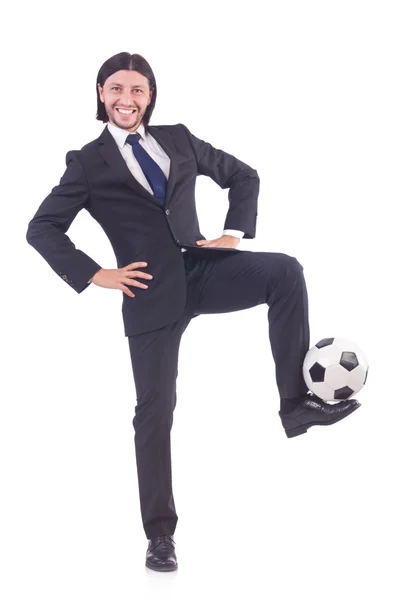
[117,108,135,114]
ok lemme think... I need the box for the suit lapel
[96,125,183,208]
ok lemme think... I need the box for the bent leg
[186,250,310,400]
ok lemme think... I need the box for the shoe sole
[285,401,361,438]
[145,561,178,572]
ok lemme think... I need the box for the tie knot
[126,132,142,147]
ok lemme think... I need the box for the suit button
[62,275,67,280]
[165,209,171,215]
[176,239,180,244]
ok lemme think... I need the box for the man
[26,52,361,572]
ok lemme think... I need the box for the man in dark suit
[26,52,360,572]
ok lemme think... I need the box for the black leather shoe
[146,534,178,572]
[279,393,361,438]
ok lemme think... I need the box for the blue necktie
[126,133,167,205]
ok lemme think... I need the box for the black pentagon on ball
[334,386,354,400]
[364,366,369,384]
[309,362,326,382]
[316,338,334,348]
[340,351,359,371]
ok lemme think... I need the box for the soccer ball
[303,337,369,402]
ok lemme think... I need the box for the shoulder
[147,123,191,137]
[80,138,101,154]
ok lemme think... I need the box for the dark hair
[96,52,157,126]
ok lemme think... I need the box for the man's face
[98,70,152,132]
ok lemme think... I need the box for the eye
[111,87,143,93]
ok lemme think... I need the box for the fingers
[119,263,153,298]
[197,241,238,248]
[125,270,153,280]
[120,275,151,296]
[126,261,148,269]
[196,239,227,247]
[196,240,213,246]
[123,278,149,289]
[120,284,135,298]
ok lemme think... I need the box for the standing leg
[127,315,192,540]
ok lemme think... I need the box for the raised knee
[290,255,304,270]
[277,253,304,272]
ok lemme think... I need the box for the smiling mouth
[115,108,137,115]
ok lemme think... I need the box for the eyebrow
[108,83,145,88]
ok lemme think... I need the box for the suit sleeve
[26,150,102,294]
[179,123,259,239]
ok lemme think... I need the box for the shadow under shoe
[146,534,178,572]
[279,393,361,438]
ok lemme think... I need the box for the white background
[1,1,396,598]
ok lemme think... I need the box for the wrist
[90,268,102,283]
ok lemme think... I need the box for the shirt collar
[107,121,147,149]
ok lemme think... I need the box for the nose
[121,92,136,107]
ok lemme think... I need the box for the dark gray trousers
[127,249,310,539]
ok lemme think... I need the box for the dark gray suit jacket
[26,123,260,336]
